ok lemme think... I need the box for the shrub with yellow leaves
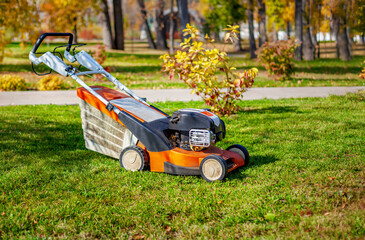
[0,75,27,91]
[161,24,258,116]
[37,75,66,91]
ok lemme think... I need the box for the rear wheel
[119,146,147,171]
[200,155,227,182]
[226,144,250,166]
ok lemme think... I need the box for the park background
[1,0,365,239]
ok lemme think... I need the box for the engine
[168,109,226,151]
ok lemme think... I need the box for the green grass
[1,42,364,90]
[1,92,364,238]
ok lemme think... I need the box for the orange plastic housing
[77,86,246,174]
[77,86,127,125]
[145,145,245,173]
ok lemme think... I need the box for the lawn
[0,91,364,239]
[1,42,364,90]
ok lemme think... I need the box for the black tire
[119,146,147,171]
[199,155,227,182]
[226,144,250,166]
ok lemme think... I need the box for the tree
[0,0,39,62]
[302,0,315,60]
[295,0,303,60]
[169,0,175,53]
[40,0,95,44]
[137,0,157,49]
[266,0,295,41]
[204,0,246,52]
[331,0,351,60]
[113,0,124,50]
[155,0,168,49]
[177,0,190,42]
[247,0,257,58]
[99,0,115,49]
[333,17,351,61]
[257,0,268,47]
[350,0,365,44]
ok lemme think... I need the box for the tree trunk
[345,0,353,55]
[295,0,303,60]
[155,0,168,49]
[137,0,156,49]
[177,0,190,42]
[334,19,351,60]
[310,25,317,46]
[346,26,353,56]
[333,1,351,60]
[302,0,315,60]
[257,0,267,47]
[332,15,340,58]
[113,0,124,50]
[233,27,243,52]
[338,26,351,60]
[271,23,278,41]
[72,24,78,44]
[286,22,291,39]
[100,0,114,49]
[346,0,354,46]
[247,0,256,57]
[169,0,174,54]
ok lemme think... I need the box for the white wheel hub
[201,159,223,181]
[122,150,142,171]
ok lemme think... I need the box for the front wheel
[226,144,250,166]
[200,155,227,182]
[119,146,147,171]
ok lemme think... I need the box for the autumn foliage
[37,75,66,91]
[257,39,298,80]
[0,75,27,91]
[161,24,258,116]
[0,0,39,62]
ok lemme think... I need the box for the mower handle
[31,32,73,54]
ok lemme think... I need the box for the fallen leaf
[300,209,313,216]
[324,212,330,216]
[132,234,145,240]
[165,226,172,232]
[341,203,346,209]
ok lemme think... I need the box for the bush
[37,75,65,91]
[0,75,27,91]
[161,24,258,116]
[257,39,298,80]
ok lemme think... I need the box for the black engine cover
[169,109,226,143]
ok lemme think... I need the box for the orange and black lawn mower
[29,33,250,182]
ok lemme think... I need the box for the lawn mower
[29,33,250,182]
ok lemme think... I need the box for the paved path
[0,86,363,106]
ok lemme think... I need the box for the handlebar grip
[31,33,73,54]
